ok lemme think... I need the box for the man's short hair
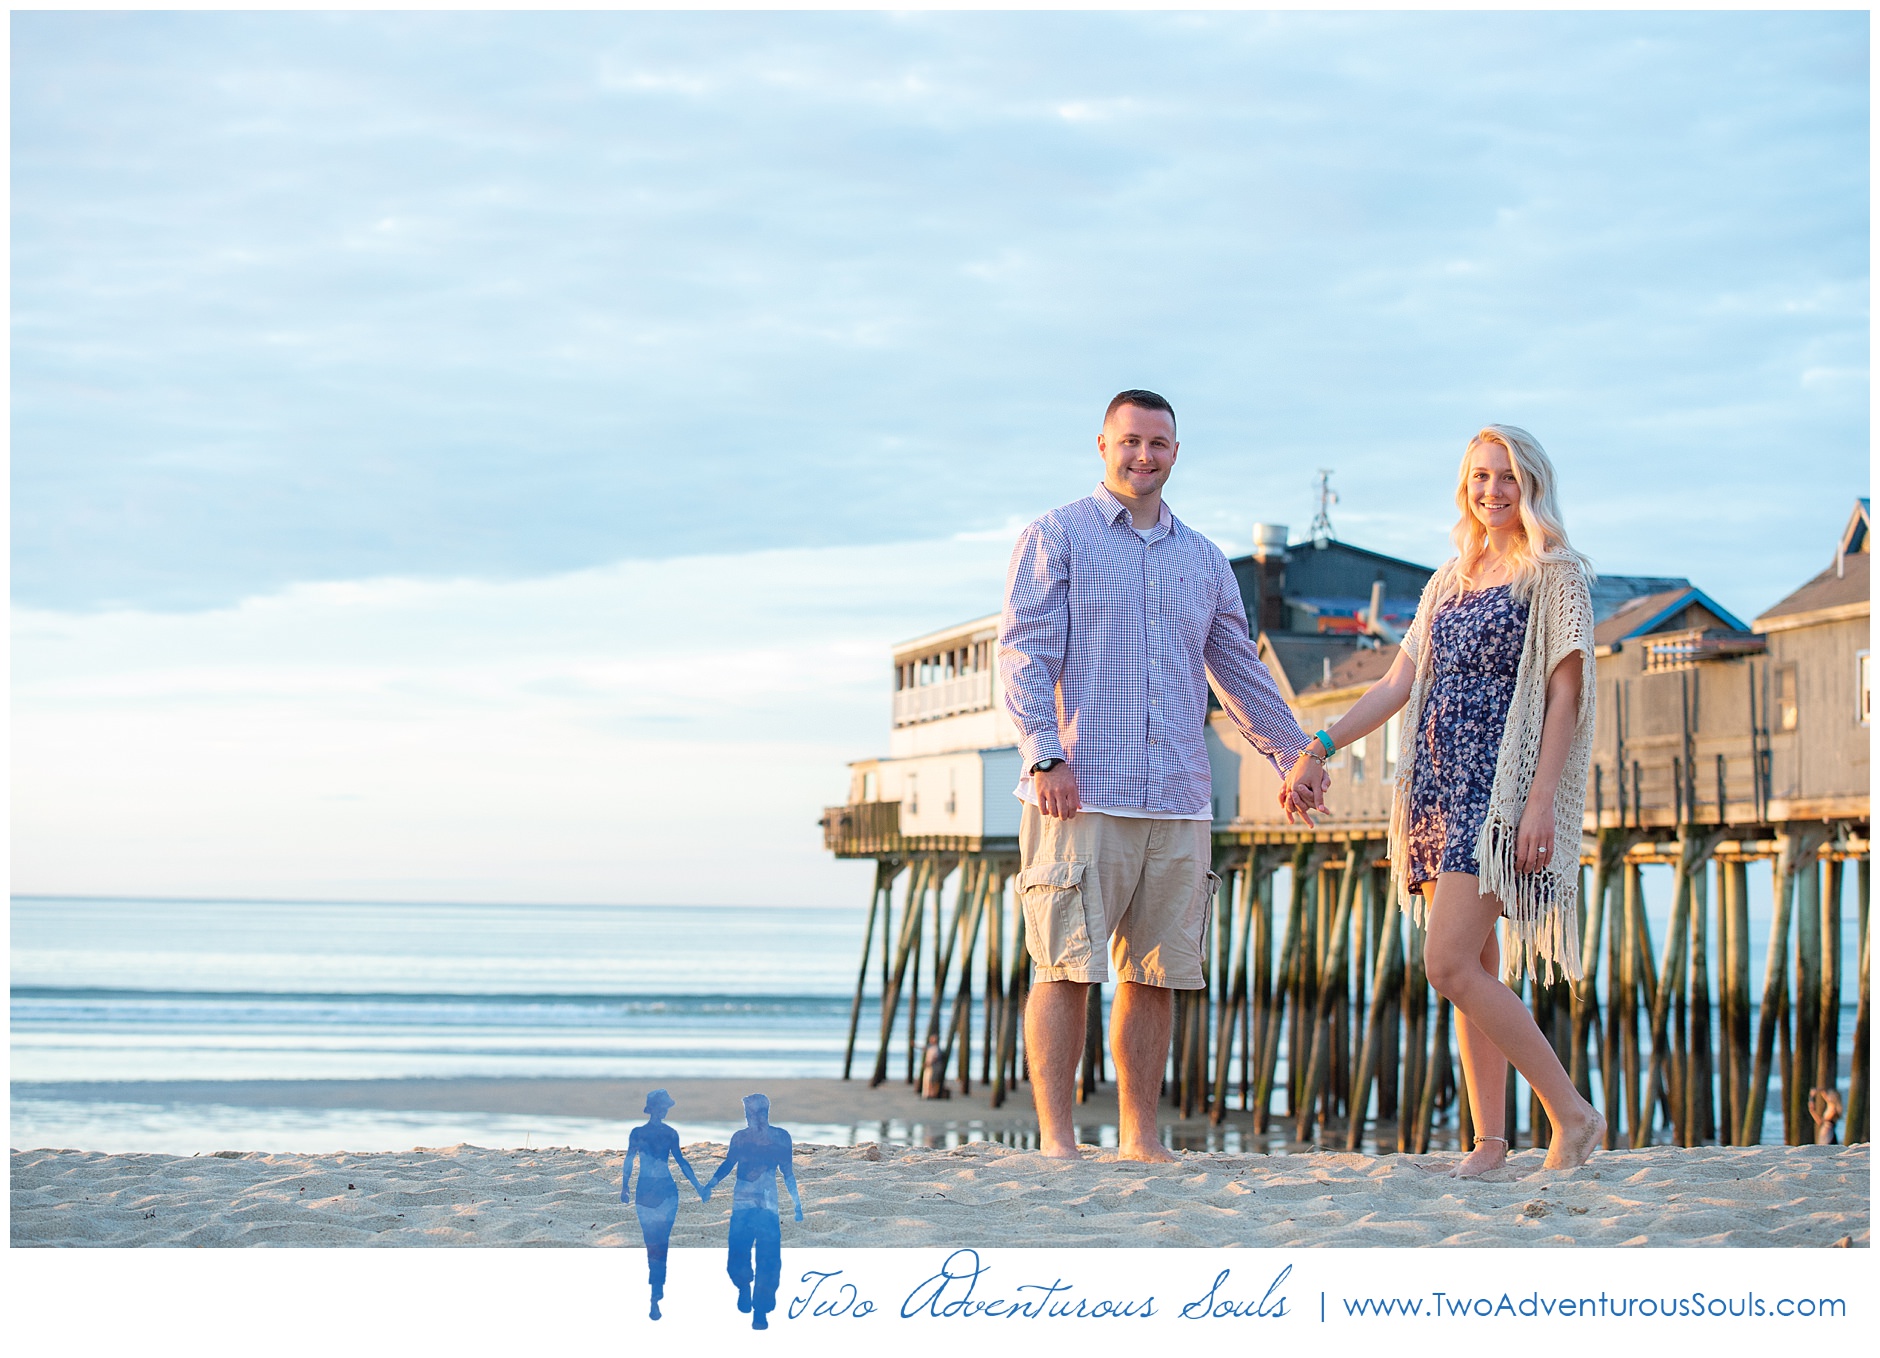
[743,1093,770,1117]
[1104,389,1177,437]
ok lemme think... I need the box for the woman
[622,1088,705,1319]
[1281,425,1606,1175]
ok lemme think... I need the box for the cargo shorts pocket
[1195,870,1223,960]
[1017,860,1096,975]
[1160,869,1223,986]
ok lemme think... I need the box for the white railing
[892,670,995,727]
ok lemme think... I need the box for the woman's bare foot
[1451,1135,1509,1178]
[1541,1105,1605,1170]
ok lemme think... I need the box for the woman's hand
[1515,793,1555,874]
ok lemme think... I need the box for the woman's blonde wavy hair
[1440,424,1594,607]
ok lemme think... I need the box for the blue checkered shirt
[998,484,1311,816]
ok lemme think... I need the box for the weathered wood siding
[1760,613,1869,817]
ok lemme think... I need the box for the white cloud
[11,536,1014,904]
[9,10,1864,615]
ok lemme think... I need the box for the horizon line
[9,893,856,911]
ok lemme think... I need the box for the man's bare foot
[1039,1139,1085,1160]
[1117,1139,1180,1163]
[1451,1136,1508,1179]
[1541,1106,1605,1170]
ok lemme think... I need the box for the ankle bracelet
[1474,1135,1509,1148]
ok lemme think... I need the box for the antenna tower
[1310,469,1338,546]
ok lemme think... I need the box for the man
[702,1093,803,1330]
[999,389,1327,1161]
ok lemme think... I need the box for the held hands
[1034,762,1081,819]
[1279,751,1331,826]
[1515,795,1556,874]
[1044,749,1333,823]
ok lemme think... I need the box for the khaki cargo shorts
[1016,803,1220,990]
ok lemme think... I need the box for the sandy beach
[12,1139,1867,1249]
[16,1076,1038,1135]
[15,1076,1868,1247]
[10,1074,1310,1154]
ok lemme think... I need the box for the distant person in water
[702,1093,802,1330]
[621,1089,705,1320]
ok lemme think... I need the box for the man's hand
[1034,762,1081,819]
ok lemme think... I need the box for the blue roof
[1599,585,1749,641]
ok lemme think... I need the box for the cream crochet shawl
[1387,558,1598,984]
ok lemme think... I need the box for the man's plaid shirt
[998,484,1311,816]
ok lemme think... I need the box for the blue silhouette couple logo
[621,1090,803,1328]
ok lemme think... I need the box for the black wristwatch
[1032,758,1063,774]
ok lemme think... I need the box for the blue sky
[10,10,1869,903]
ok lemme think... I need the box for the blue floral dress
[1405,584,1530,893]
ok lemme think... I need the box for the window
[1349,732,1365,783]
[1382,712,1401,778]
[862,771,878,802]
[1860,652,1872,726]
[906,773,918,815]
[1777,664,1799,732]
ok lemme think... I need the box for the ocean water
[10,897,900,1150]
[10,888,1860,1152]
[11,897,874,1084]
